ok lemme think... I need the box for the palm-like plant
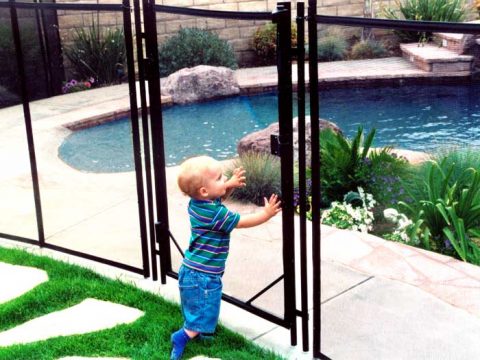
[320,126,375,203]
[64,24,126,85]
[400,159,480,262]
[383,0,467,42]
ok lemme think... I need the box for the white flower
[384,208,399,221]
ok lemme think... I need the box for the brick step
[433,21,480,53]
[433,32,464,53]
[400,42,473,73]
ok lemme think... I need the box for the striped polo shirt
[183,198,240,274]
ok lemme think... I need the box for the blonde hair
[177,156,220,197]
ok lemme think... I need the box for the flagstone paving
[0,297,144,347]
[0,261,48,305]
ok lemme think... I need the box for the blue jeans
[178,265,223,333]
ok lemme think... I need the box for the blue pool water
[59,83,480,173]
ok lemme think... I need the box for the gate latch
[271,134,280,156]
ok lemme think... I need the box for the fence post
[274,1,297,347]
[296,2,311,352]
[142,0,172,283]
[9,0,45,247]
[307,0,322,358]
[122,0,150,278]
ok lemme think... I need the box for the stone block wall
[55,0,402,67]
[51,0,480,71]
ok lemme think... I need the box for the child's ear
[199,187,208,198]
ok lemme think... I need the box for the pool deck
[2,58,480,359]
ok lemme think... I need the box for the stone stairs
[400,27,480,74]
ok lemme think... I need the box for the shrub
[227,152,281,206]
[0,23,45,102]
[317,36,347,61]
[408,148,480,203]
[400,157,480,262]
[320,127,411,208]
[64,24,126,86]
[252,23,298,66]
[366,149,412,208]
[383,0,467,42]
[349,40,387,60]
[320,127,375,204]
[158,28,237,77]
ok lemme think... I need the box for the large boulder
[161,65,240,104]
[237,116,341,163]
[460,34,480,68]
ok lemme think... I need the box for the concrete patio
[1,58,480,359]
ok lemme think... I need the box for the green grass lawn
[0,246,284,360]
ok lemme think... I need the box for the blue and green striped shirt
[183,198,240,274]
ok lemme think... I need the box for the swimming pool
[59,83,480,173]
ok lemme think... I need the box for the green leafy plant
[317,36,347,61]
[383,0,467,42]
[227,152,281,206]
[320,126,411,209]
[64,24,126,85]
[252,23,298,65]
[320,127,375,204]
[367,149,411,207]
[0,23,46,104]
[349,40,387,60]
[400,158,480,260]
[439,203,480,264]
[158,27,237,77]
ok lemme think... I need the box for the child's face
[201,163,227,199]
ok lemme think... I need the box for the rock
[388,148,430,164]
[459,22,480,68]
[161,65,240,104]
[237,116,341,163]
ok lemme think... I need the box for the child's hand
[263,194,282,218]
[228,167,246,189]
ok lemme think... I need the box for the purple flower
[444,238,453,250]
[69,79,78,86]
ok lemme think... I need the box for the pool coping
[61,58,475,131]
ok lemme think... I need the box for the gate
[139,0,306,344]
[135,0,323,356]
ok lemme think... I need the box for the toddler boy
[171,155,281,359]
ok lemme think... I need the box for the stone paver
[0,261,48,305]
[0,298,144,347]
[322,276,480,359]
[322,225,480,319]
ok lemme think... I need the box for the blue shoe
[170,328,190,360]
